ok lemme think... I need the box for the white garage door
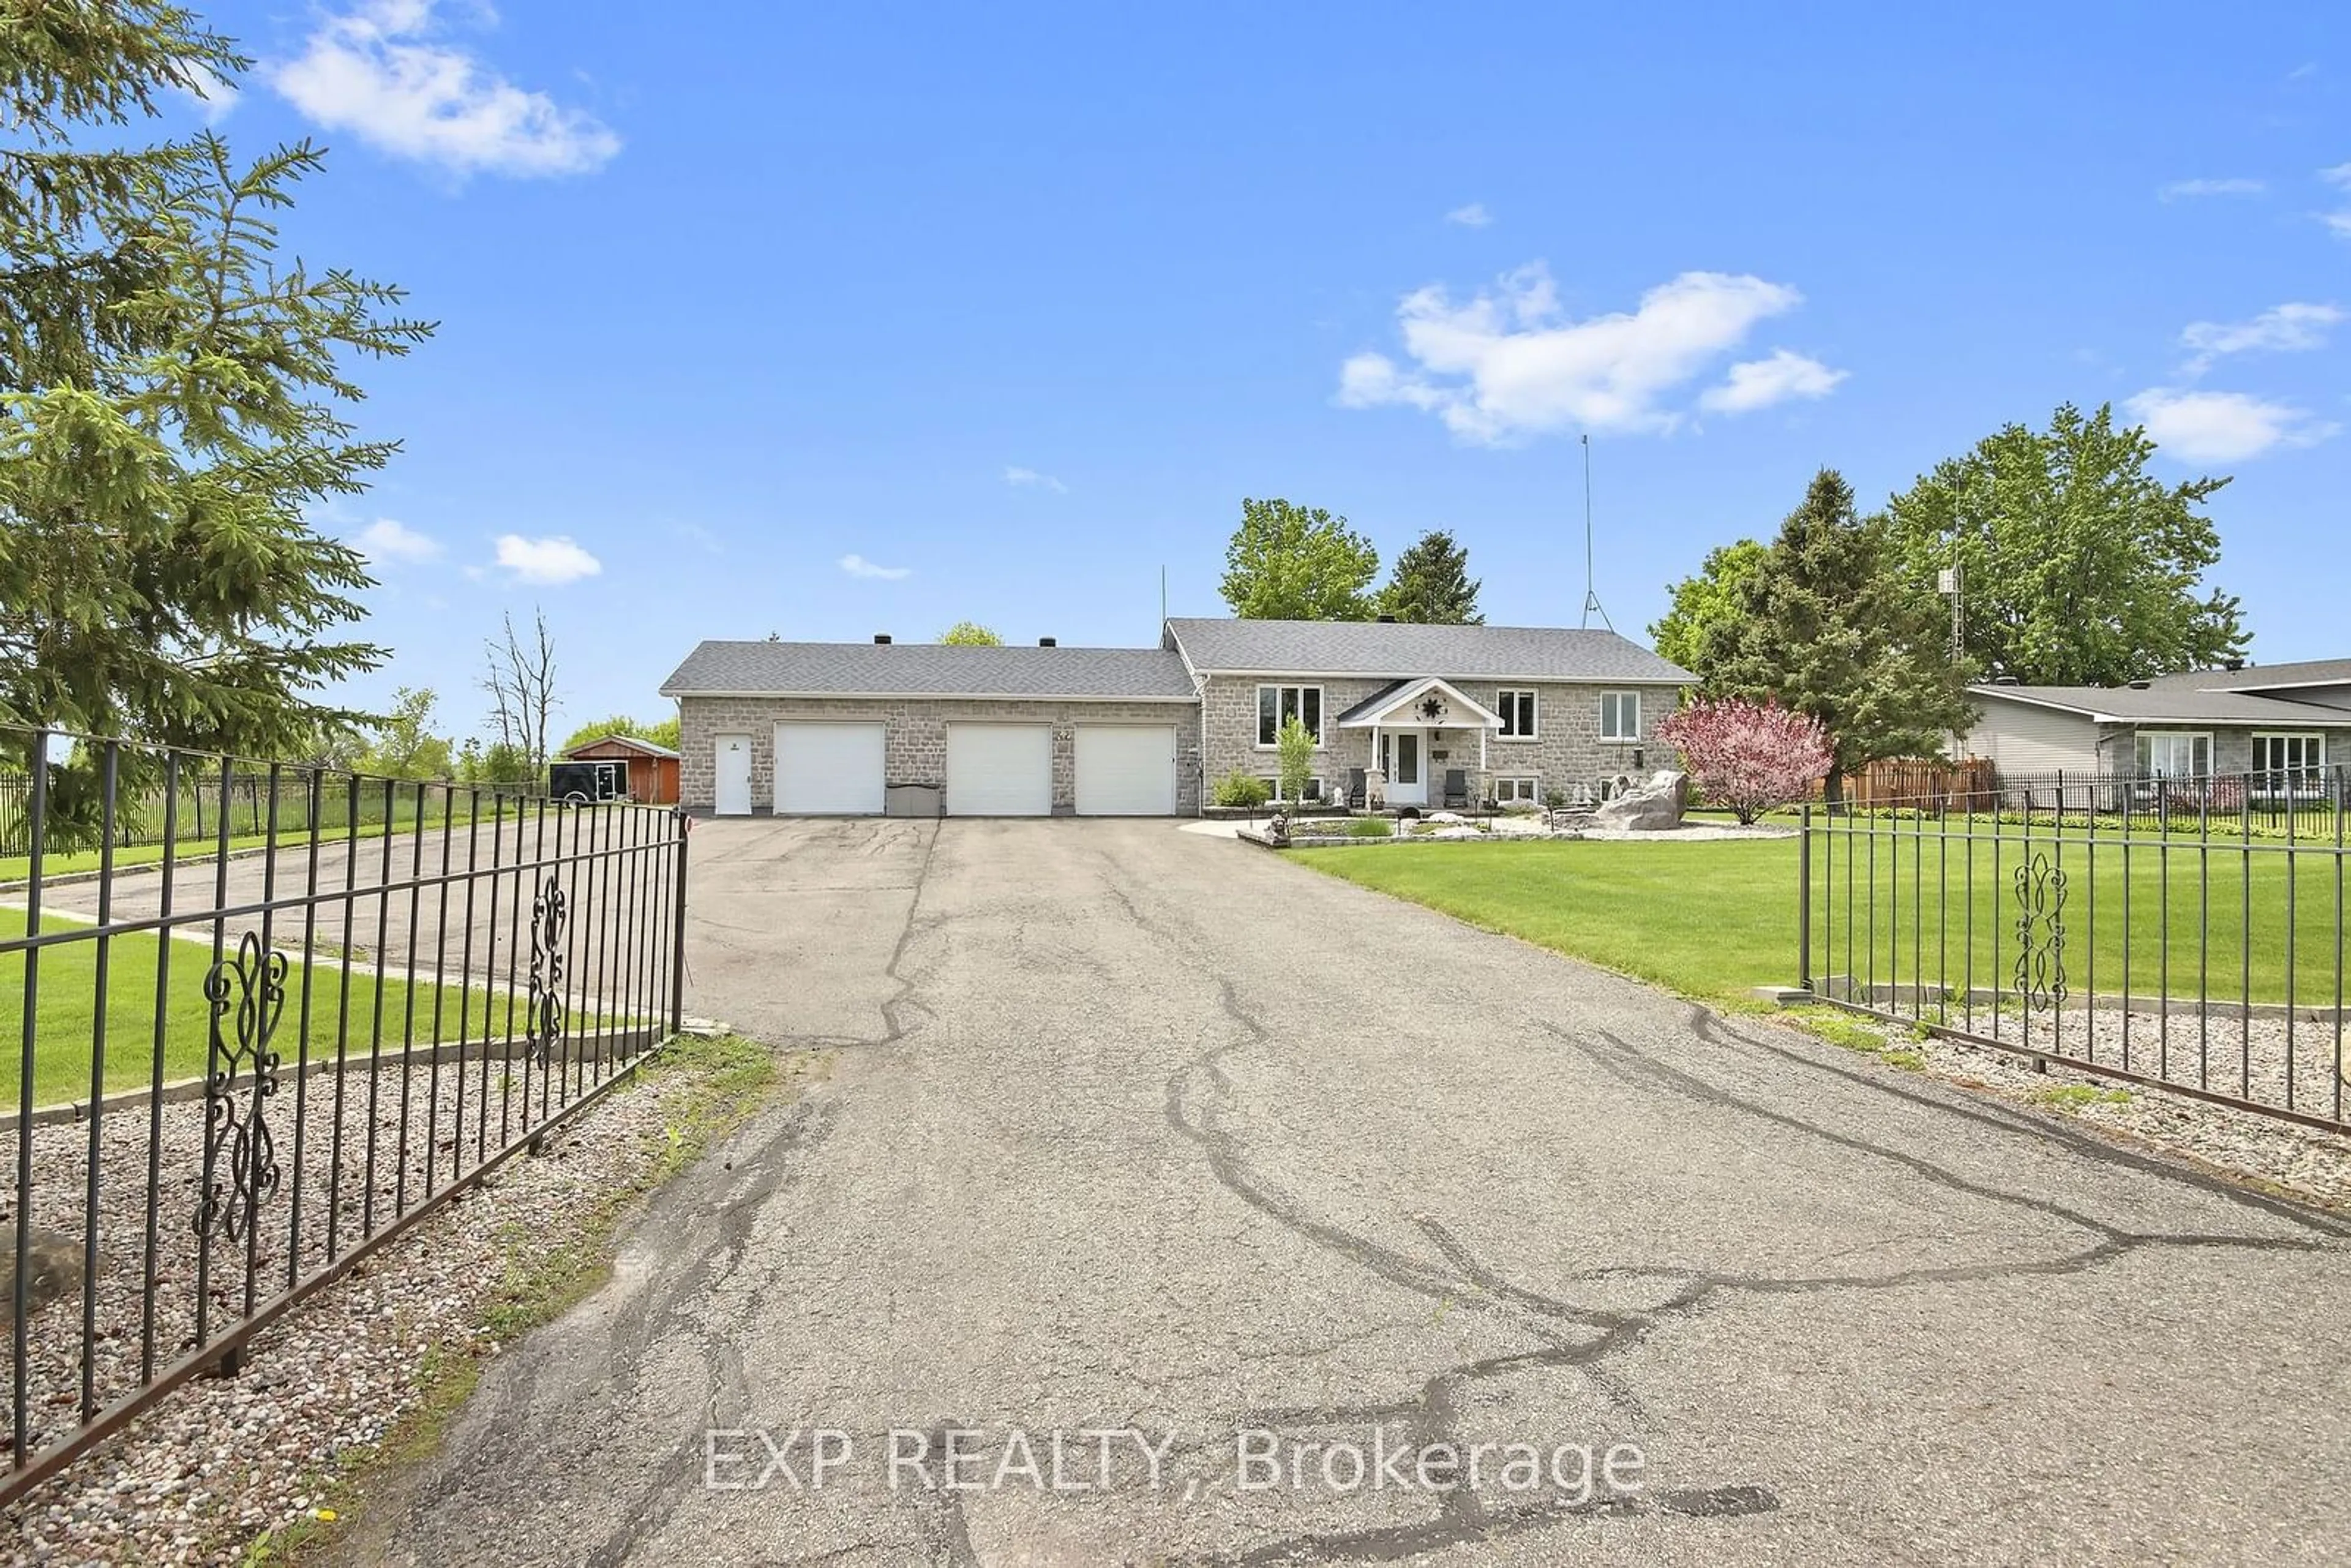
[947,724,1052,816]
[1074,725,1176,816]
[774,722,885,815]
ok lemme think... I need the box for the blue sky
[187,1,2351,740]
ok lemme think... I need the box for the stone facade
[1198,675,1685,807]
[678,696,1202,814]
[2095,722,2350,782]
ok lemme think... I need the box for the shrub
[1211,770,1272,809]
[1344,816,1393,838]
[1543,788,1567,810]
[1654,697,1832,825]
[1276,716,1315,809]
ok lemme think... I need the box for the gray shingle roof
[659,641,1198,700]
[2147,658,2351,692]
[1973,685,2350,725]
[1163,619,1693,683]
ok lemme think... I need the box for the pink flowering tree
[1654,697,1834,824]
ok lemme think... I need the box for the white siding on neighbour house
[1963,695,2102,774]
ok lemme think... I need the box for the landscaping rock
[1592,770,1690,832]
[0,1223,83,1326]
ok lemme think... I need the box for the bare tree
[481,608,561,777]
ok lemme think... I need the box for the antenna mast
[1580,433,1613,631]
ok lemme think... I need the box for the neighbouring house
[1962,657,2351,797]
[659,619,1694,817]
[556,732,682,805]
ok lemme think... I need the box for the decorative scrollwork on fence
[2011,852,2069,1010]
[528,876,569,1067]
[194,930,288,1242]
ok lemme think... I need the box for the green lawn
[1286,827,2347,1011]
[0,800,474,883]
[2,910,644,1106]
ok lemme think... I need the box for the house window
[1256,685,1323,747]
[1259,775,1325,803]
[1493,775,1541,804]
[1497,689,1538,738]
[2252,733,2325,795]
[2134,731,2211,779]
[1600,691,1641,741]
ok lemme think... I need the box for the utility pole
[1579,433,1613,631]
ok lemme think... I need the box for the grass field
[2,910,646,1106]
[1286,825,2347,1011]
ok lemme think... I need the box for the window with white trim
[1497,689,1537,738]
[1259,775,1325,803]
[1493,775,1541,804]
[2252,732,2325,794]
[1600,691,1641,741]
[1256,685,1323,747]
[2134,730,2211,778]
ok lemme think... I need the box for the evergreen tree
[1712,469,1973,804]
[1379,530,1483,624]
[1220,498,1379,620]
[1,2,432,759]
[1881,403,2245,686]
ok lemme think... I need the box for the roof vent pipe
[2223,657,2246,671]
[2128,679,2152,689]
[874,634,891,645]
[1376,613,1398,623]
[1038,637,1057,647]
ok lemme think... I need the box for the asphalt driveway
[347,817,2351,1565]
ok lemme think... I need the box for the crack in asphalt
[1157,954,2344,1565]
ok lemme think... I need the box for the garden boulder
[1592,770,1690,832]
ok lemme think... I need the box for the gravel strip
[0,1037,773,1564]
[1828,1007,2351,1209]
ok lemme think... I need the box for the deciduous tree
[1654,697,1832,824]
[939,621,1003,645]
[481,609,560,778]
[359,686,453,779]
[1379,530,1483,624]
[1649,538,1767,683]
[1711,469,1972,805]
[1881,403,2245,685]
[1220,498,1379,621]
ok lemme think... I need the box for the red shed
[558,733,681,805]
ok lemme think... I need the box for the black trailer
[549,759,629,803]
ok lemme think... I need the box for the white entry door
[1074,725,1176,815]
[714,734,752,816]
[948,724,1052,816]
[774,722,886,815]
[1382,730,1427,806]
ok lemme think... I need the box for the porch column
[1479,728,1487,771]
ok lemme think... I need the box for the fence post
[668,810,691,1035]
[1798,803,1813,991]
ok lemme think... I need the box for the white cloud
[174,64,240,123]
[1002,466,1067,493]
[2125,388,2338,462]
[493,533,602,584]
[1444,202,1493,227]
[356,517,444,564]
[268,1,620,178]
[2321,163,2351,239]
[1697,349,1848,415]
[2158,177,2265,201]
[2179,301,2343,375]
[838,553,911,581]
[1335,263,1823,442]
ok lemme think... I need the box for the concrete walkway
[343,817,2351,1566]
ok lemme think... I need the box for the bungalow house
[659,618,1693,817]
[1962,657,2351,797]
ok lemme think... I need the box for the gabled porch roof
[1333,677,1504,729]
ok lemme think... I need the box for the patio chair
[1344,768,1368,810]
[1442,769,1469,809]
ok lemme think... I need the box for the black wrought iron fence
[0,726,689,1503]
[1799,777,2347,1133]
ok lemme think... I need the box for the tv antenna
[1579,433,1613,631]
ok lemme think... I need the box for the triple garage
[762,721,1174,817]
[669,640,1202,818]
